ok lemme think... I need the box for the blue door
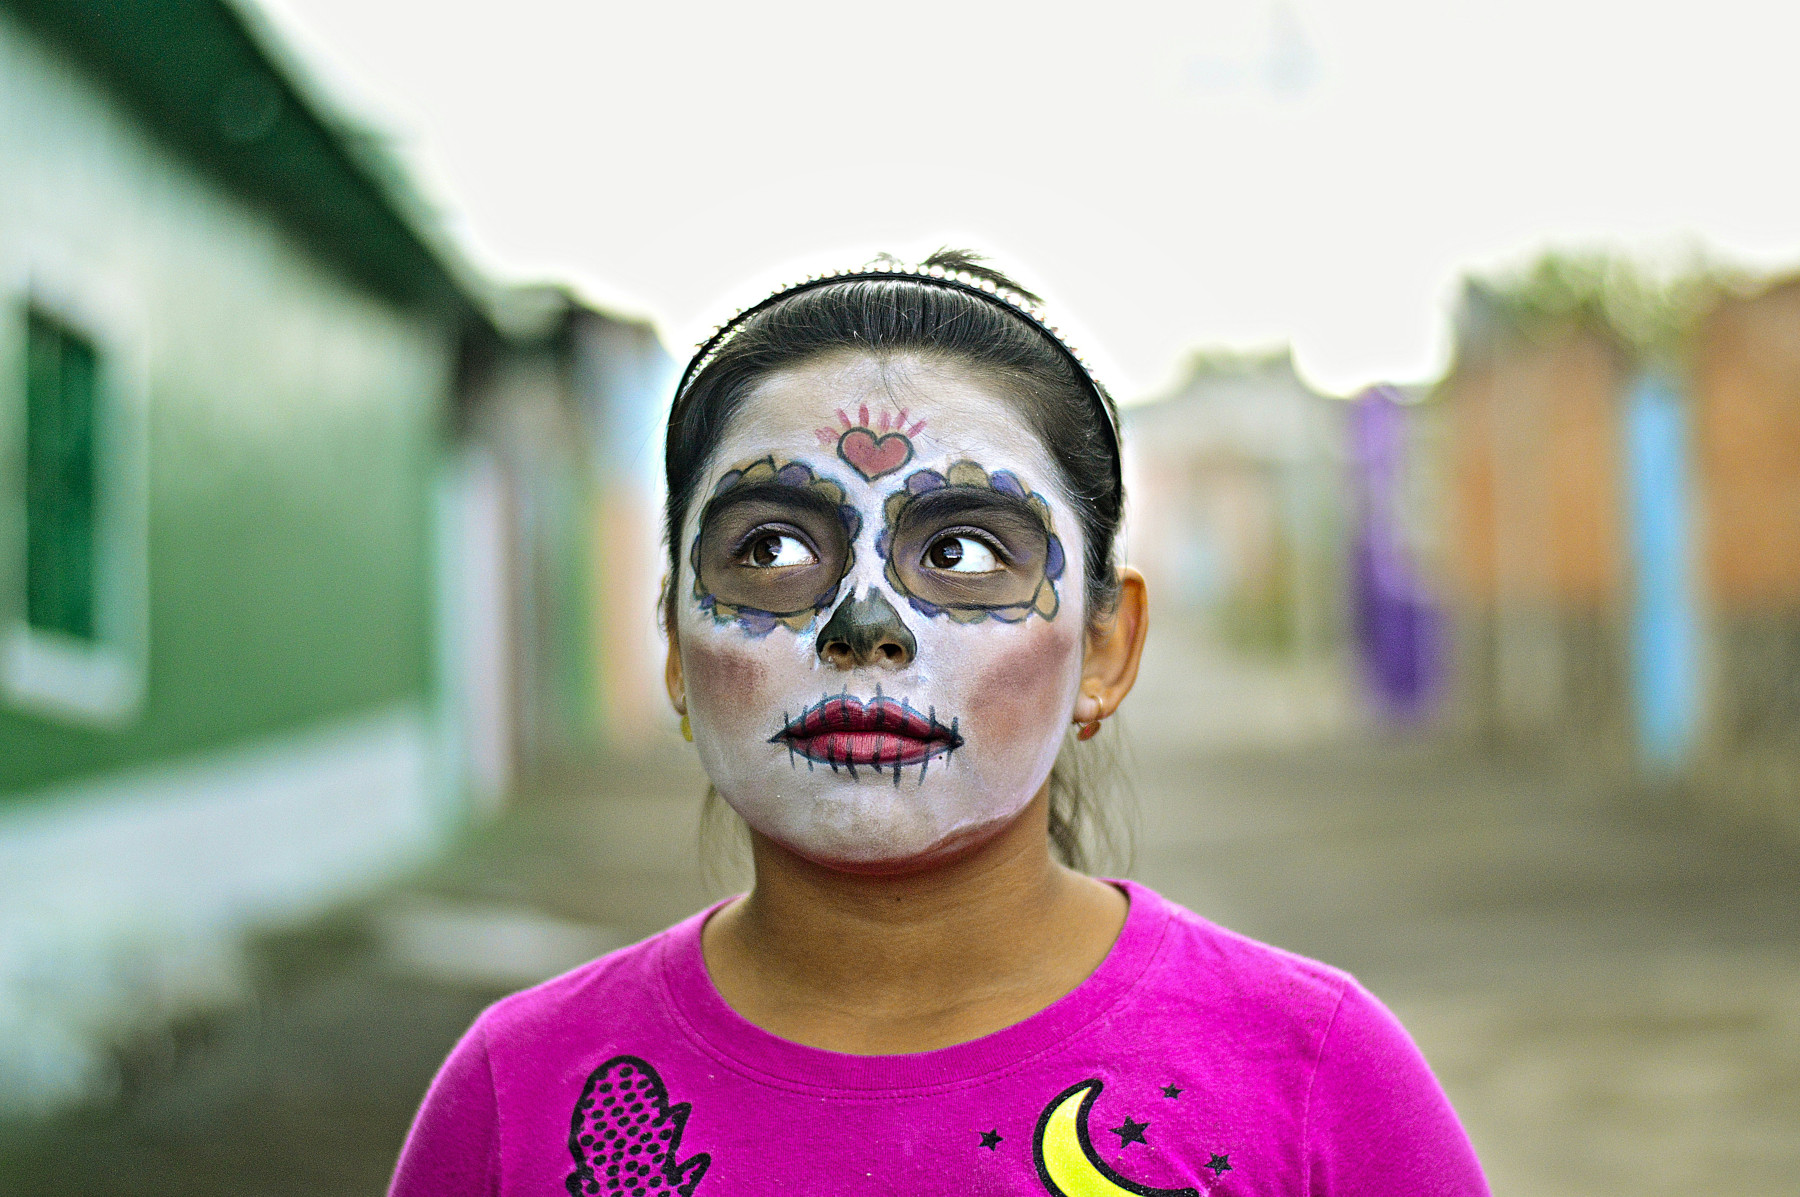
[1624,373,1700,773]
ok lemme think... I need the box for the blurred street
[2,642,1794,1197]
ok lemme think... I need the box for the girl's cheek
[966,622,1082,749]
[684,636,771,716]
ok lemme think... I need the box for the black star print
[1161,1083,1182,1099]
[1110,1116,1149,1147]
[978,1129,1002,1150]
[1206,1153,1232,1175]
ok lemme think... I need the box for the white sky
[257,0,1800,398]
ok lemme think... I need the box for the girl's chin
[731,797,1031,876]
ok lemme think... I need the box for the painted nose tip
[815,588,917,670]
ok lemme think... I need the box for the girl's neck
[699,789,1128,1055]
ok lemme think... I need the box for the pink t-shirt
[391,881,1487,1196]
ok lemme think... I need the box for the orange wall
[1693,281,1800,610]
[1443,330,1626,609]
[1444,361,1500,602]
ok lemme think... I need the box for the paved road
[2,647,1795,1195]
[1132,742,1800,1195]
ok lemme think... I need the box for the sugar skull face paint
[676,355,1090,869]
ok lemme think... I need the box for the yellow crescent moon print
[1032,1080,1200,1197]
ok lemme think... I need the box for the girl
[392,251,1488,1196]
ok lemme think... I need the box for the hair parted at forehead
[676,253,1114,454]
[664,248,1126,631]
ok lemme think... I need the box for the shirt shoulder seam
[1300,976,1353,1195]
[478,1020,502,1196]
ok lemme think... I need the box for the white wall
[0,703,442,1116]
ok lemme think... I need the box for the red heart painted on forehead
[838,428,914,481]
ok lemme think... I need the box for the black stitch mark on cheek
[566,1055,710,1196]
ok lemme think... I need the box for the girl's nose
[814,588,916,671]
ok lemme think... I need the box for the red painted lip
[771,695,963,771]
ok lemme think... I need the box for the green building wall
[0,8,452,797]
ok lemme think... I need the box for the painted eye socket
[887,494,1050,613]
[697,487,853,619]
[925,534,1001,574]
[745,531,817,568]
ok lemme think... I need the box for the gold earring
[680,714,693,742]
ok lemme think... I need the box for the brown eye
[746,532,816,568]
[925,535,1000,573]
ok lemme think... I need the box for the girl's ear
[663,585,687,717]
[1073,567,1149,726]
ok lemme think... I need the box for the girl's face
[673,353,1089,871]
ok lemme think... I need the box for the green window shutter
[24,309,100,641]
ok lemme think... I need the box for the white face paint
[676,354,1089,871]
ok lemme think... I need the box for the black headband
[673,260,1122,498]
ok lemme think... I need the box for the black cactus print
[566,1056,710,1197]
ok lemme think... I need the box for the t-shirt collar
[656,877,1172,1092]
